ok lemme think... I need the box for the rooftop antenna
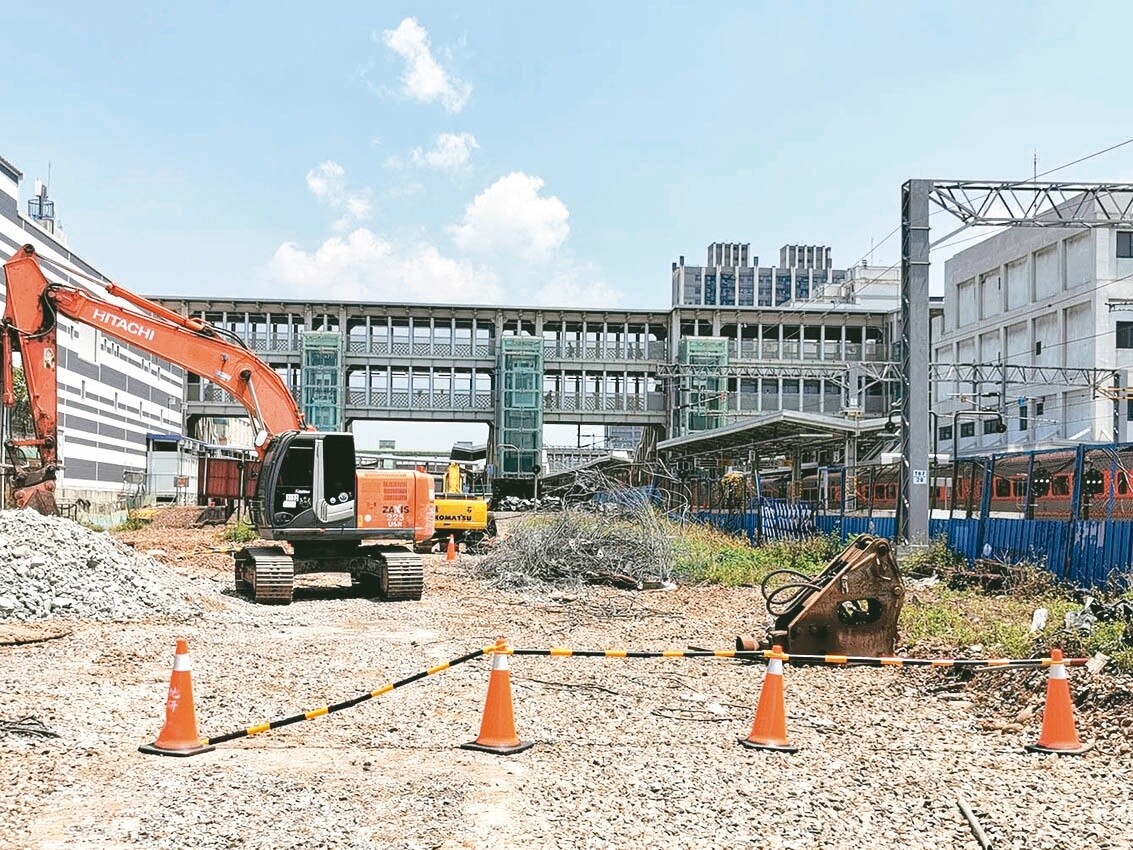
[1033,150,1037,182]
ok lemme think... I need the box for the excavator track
[373,548,424,602]
[235,546,295,605]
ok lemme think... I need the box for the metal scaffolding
[899,179,1133,544]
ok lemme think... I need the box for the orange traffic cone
[139,639,215,757]
[446,535,457,561]
[1025,648,1093,755]
[740,644,798,753]
[461,646,533,755]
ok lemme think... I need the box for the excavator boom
[2,244,433,605]
[2,244,307,463]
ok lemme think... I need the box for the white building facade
[934,207,1133,457]
[0,155,185,517]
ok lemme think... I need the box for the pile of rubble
[0,510,191,621]
[474,502,675,592]
[493,495,563,512]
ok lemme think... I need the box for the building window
[938,425,953,442]
[984,418,1002,435]
[1035,399,1044,416]
[1118,231,1133,258]
[959,422,975,438]
[1034,340,1042,356]
[1117,322,1133,350]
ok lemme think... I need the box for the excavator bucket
[14,480,58,516]
[738,534,905,657]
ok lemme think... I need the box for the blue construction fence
[684,442,1133,590]
[691,498,817,544]
[688,508,1132,589]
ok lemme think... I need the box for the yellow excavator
[417,462,497,553]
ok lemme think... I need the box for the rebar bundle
[475,470,676,591]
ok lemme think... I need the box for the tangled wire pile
[475,471,675,591]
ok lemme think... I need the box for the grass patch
[111,516,149,532]
[671,521,839,587]
[221,519,258,544]
[672,525,1133,672]
[897,540,1133,671]
[900,583,1133,670]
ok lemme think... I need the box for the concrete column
[843,435,858,512]
[900,179,932,545]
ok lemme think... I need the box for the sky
[4,1,1133,449]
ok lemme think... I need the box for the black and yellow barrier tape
[506,647,1088,669]
[198,642,1083,747]
[201,641,505,746]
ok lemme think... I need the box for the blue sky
[4,2,1133,449]
[5,1,1133,313]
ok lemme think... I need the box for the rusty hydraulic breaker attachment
[737,534,904,657]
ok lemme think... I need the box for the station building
[934,204,1133,457]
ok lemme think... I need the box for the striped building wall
[0,155,185,515]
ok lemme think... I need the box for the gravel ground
[1,536,1130,850]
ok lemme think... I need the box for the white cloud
[305,161,372,229]
[268,162,618,308]
[306,161,346,201]
[382,18,471,113]
[267,228,502,303]
[450,172,569,260]
[411,132,479,170]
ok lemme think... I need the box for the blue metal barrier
[696,509,1133,590]
[691,499,818,543]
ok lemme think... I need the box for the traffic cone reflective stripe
[461,648,533,755]
[446,535,457,561]
[740,645,798,753]
[1025,648,1092,755]
[139,639,215,757]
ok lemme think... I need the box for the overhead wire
[662,139,1133,425]
[867,139,1133,428]
[799,135,1133,316]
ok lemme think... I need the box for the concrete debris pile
[0,510,192,621]
[493,495,563,513]
[474,484,674,592]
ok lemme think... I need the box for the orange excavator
[1,244,434,603]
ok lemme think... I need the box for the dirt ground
[1,521,1131,850]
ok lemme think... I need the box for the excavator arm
[2,245,308,481]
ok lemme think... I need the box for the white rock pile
[0,510,189,621]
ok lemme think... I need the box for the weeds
[111,516,149,532]
[671,521,838,587]
[900,535,965,578]
[221,519,258,543]
[678,526,1133,672]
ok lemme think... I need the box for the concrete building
[0,156,185,520]
[670,241,900,310]
[934,200,1133,457]
[153,240,904,500]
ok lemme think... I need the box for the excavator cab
[254,431,357,533]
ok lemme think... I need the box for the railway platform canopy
[656,410,894,468]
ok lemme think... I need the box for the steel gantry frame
[900,179,1133,545]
